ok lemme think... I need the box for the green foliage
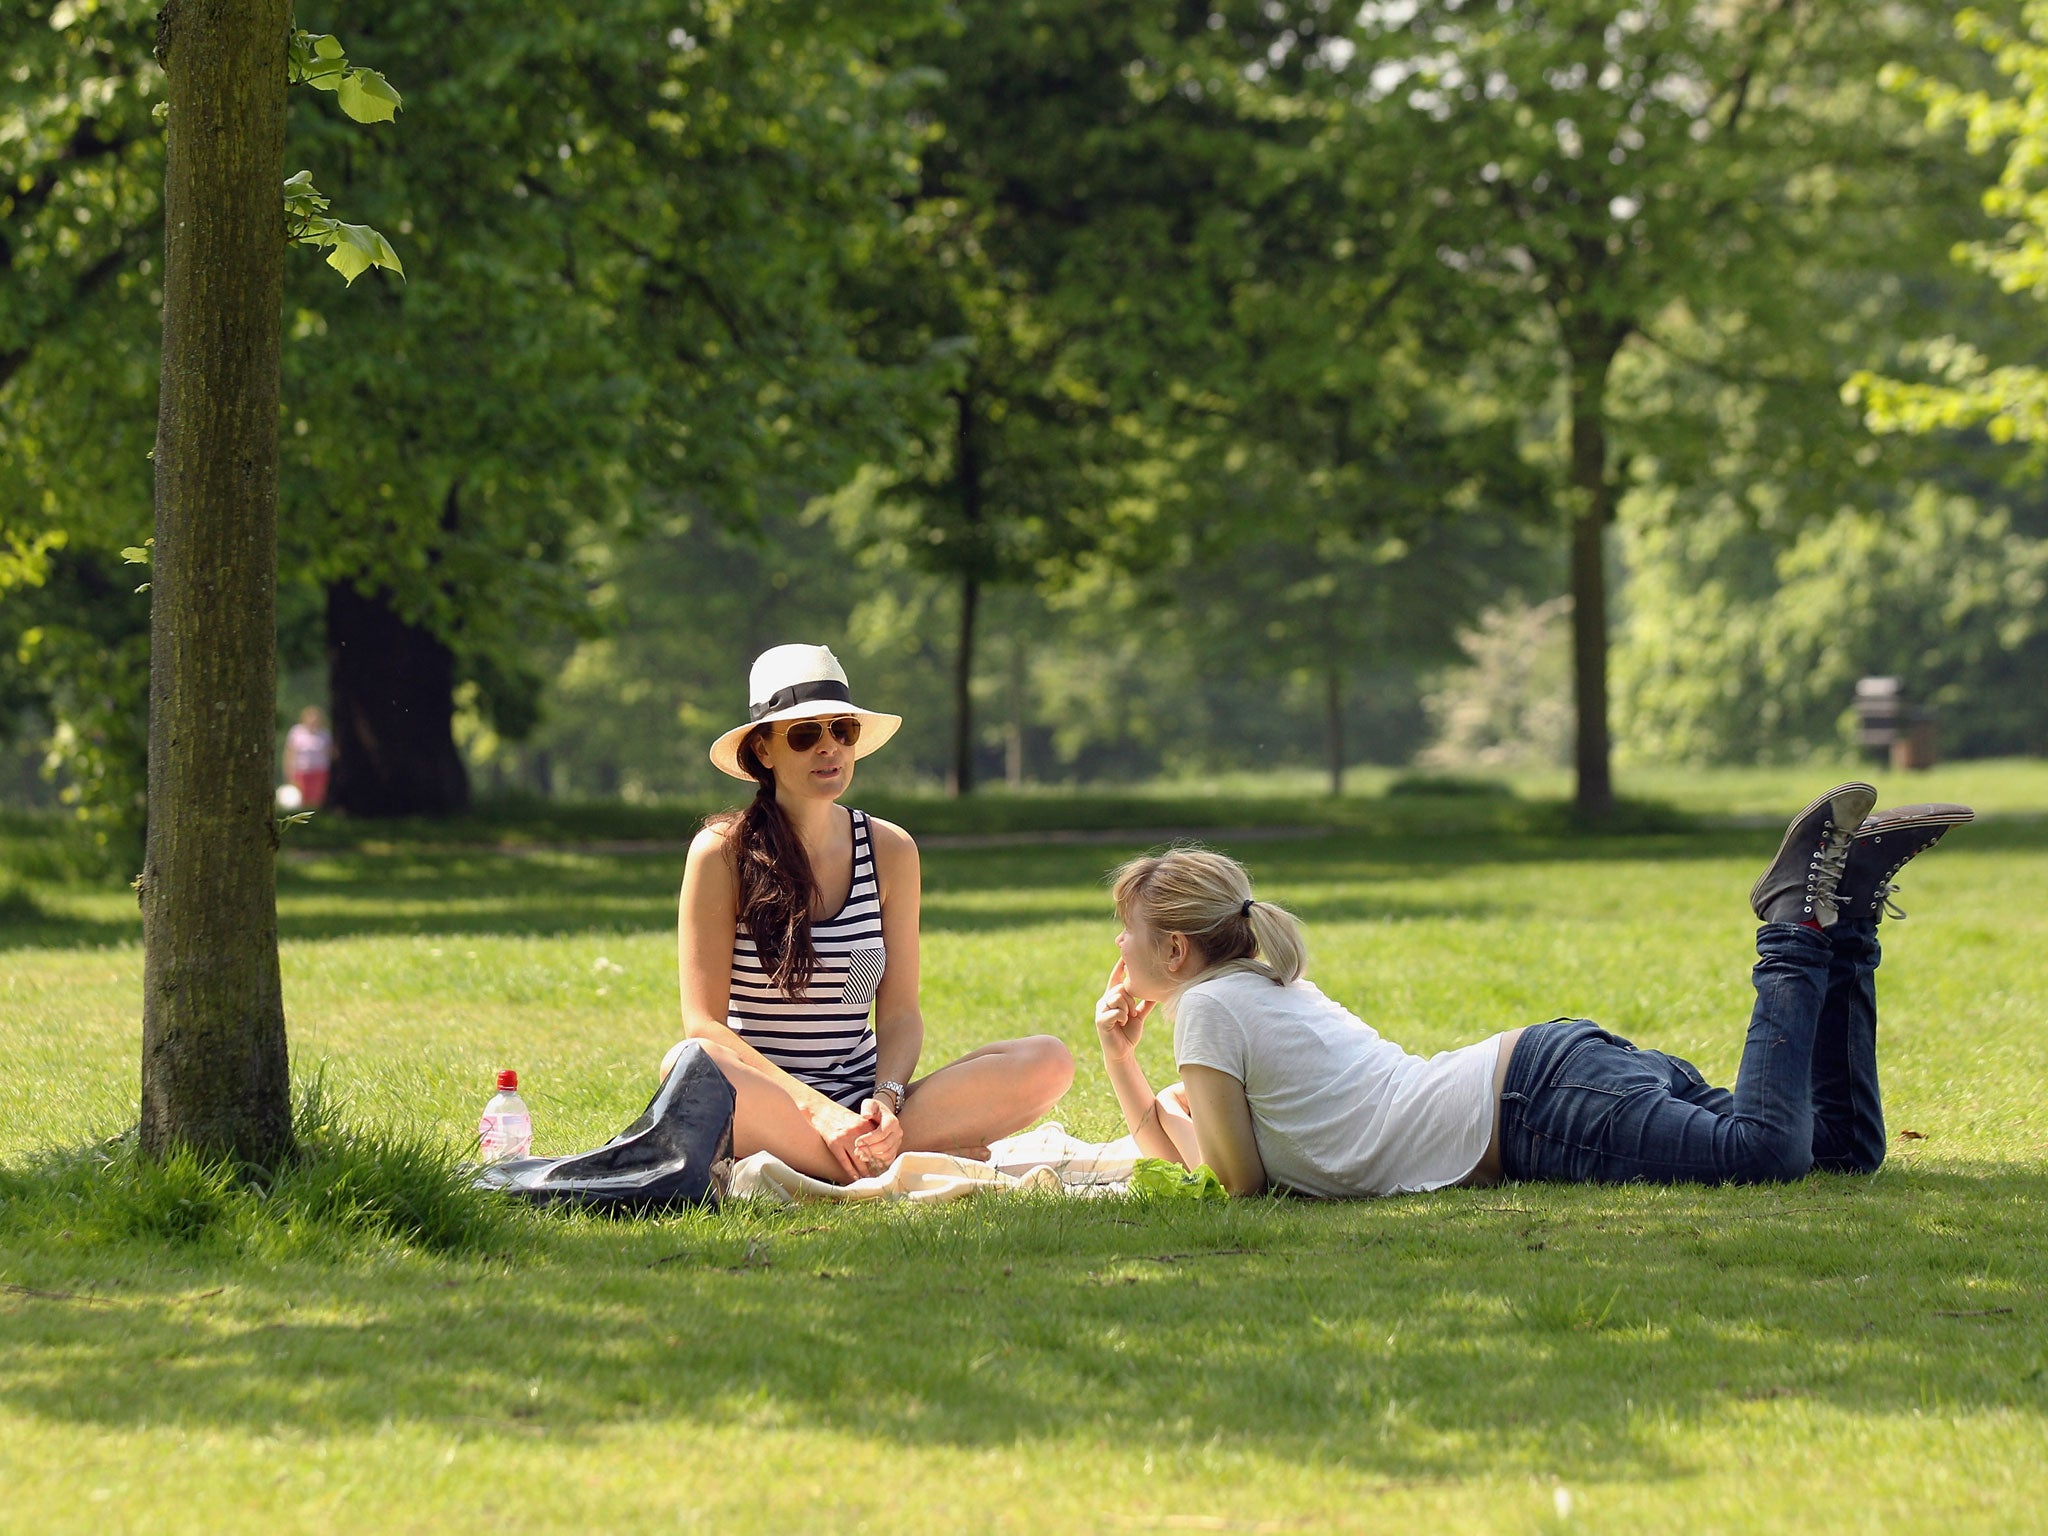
[1383,772,1517,801]
[1615,487,2048,762]
[4,0,2041,824]
[4,0,944,821]
[284,29,404,283]
[0,873,42,923]
[0,2,163,829]
[288,30,402,123]
[282,170,404,285]
[1420,597,1575,773]
[1849,4,2048,452]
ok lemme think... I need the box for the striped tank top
[726,807,885,1109]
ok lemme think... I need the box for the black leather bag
[473,1041,736,1212]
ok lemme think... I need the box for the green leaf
[119,546,150,565]
[293,32,348,90]
[336,69,402,124]
[282,169,331,223]
[321,222,405,285]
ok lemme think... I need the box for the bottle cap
[496,1069,519,1091]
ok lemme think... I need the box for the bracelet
[876,1079,909,1115]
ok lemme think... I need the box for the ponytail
[1110,845,1307,989]
[1243,898,1307,988]
[707,729,821,996]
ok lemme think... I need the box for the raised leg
[1723,921,1835,1179]
[1501,924,1835,1183]
[692,1040,848,1183]
[1505,783,1877,1184]
[897,1035,1075,1160]
[1808,920,1886,1173]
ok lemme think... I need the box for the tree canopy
[3,0,2042,824]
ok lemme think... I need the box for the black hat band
[750,679,852,721]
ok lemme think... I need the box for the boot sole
[1857,806,1976,836]
[1748,781,1878,922]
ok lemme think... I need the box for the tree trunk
[1325,666,1345,797]
[325,582,472,818]
[1562,325,1624,824]
[1006,632,1027,788]
[946,386,984,799]
[139,0,293,1165]
[947,571,979,799]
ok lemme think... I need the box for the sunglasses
[776,716,862,752]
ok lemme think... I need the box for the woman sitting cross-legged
[1094,784,1972,1197]
[663,643,1074,1184]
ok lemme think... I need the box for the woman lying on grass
[1094,783,1972,1197]
[662,644,1072,1185]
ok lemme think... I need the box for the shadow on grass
[0,913,140,951]
[3,1167,2042,1481]
[8,818,2042,953]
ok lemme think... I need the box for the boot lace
[1877,880,1907,921]
[1807,825,1854,897]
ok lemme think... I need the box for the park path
[281,824,1338,862]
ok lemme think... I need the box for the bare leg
[691,1040,848,1185]
[897,1036,1074,1159]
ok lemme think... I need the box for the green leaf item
[1127,1158,1228,1202]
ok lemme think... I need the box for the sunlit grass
[3,777,2047,1531]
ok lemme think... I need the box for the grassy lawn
[3,763,2046,1532]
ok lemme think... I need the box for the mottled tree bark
[324,582,471,818]
[946,387,984,799]
[1561,312,1627,825]
[1005,633,1027,788]
[948,570,980,799]
[1325,666,1345,798]
[140,0,293,1163]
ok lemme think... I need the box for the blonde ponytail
[1243,898,1306,987]
[1110,845,1307,988]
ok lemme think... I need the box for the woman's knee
[675,1036,752,1090]
[1017,1034,1075,1097]
[661,1037,711,1082]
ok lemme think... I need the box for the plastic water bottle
[478,1069,532,1161]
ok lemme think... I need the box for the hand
[852,1099,903,1175]
[1095,957,1154,1064]
[809,1101,881,1183]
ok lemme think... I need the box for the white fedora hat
[709,643,903,781]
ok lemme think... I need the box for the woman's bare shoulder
[861,812,920,861]
[682,821,739,883]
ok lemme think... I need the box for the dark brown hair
[709,727,822,996]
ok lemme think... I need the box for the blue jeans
[1498,921,1886,1184]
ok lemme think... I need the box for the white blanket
[726,1121,1140,1204]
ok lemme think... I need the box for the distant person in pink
[285,706,334,810]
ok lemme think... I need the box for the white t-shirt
[1173,969,1503,1198]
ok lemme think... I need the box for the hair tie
[1240,898,1255,918]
